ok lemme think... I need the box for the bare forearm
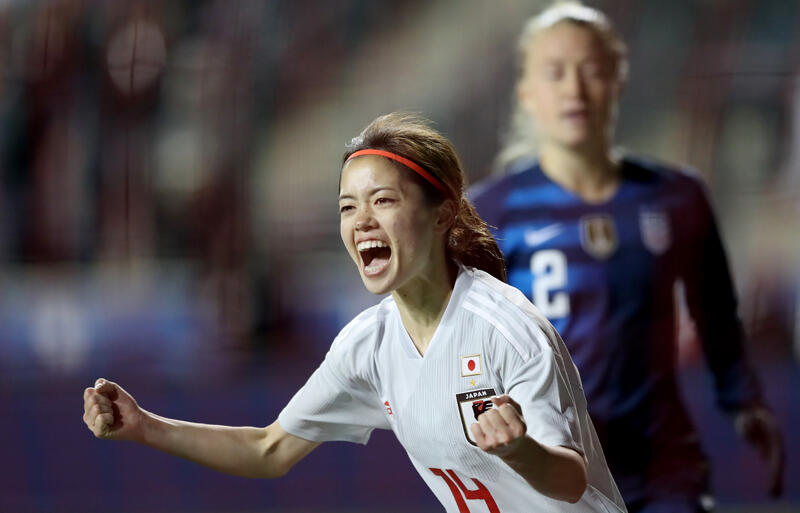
[501,436,587,503]
[140,412,311,479]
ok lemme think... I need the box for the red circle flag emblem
[461,355,481,376]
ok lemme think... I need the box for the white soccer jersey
[279,266,626,512]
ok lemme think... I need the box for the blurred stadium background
[0,0,798,512]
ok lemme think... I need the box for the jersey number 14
[430,468,500,513]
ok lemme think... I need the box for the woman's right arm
[83,378,320,479]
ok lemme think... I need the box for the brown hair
[343,112,507,282]
[496,1,628,170]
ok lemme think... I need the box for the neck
[392,258,457,356]
[539,142,620,203]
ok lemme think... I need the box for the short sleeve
[278,341,390,444]
[505,347,585,456]
[467,272,587,456]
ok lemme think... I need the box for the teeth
[357,240,388,252]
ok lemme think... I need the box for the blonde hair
[343,112,507,282]
[495,1,628,170]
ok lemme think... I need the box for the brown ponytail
[343,112,507,282]
[446,197,506,282]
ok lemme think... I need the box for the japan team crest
[639,209,671,255]
[456,388,496,446]
[580,214,618,260]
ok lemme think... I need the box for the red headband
[345,149,448,194]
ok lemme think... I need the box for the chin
[359,274,394,295]
[557,131,592,146]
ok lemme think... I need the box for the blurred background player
[84,113,627,512]
[469,3,784,512]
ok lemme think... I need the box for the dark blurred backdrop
[0,1,798,512]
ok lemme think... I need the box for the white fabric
[279,266,626,512]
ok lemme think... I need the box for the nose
[354,208,377,231]
[563,68,585,98]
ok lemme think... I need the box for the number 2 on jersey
[530,249,570,318]
[430,468,500,513]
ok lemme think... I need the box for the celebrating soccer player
[84,112,627,511]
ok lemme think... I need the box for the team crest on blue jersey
[639,209,671,255]
[456,388,496,446]
[580,214,618,260]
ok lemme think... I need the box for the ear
[434,198,458,234]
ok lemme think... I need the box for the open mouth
[357,240,391,276]
[562,108,589,122]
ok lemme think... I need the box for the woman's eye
[543,65,563,80]
[339,205,354,214]
[582,61,608,78]
[375,197,394,206]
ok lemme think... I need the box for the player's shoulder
[331,298,393,354]
[458,267,557,362]
[622,153,708,192]
[468,158,540,203]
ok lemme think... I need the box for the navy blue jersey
[470,157,763,504]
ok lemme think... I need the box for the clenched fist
[469,395,527,457]
[83,379,144,441]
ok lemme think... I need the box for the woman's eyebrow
[338,186,397,201]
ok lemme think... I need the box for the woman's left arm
[470,395,587,503]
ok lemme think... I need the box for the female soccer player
[469,3,784,512]
[84,112,626,512]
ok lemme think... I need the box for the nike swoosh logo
[524,223,562,247]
